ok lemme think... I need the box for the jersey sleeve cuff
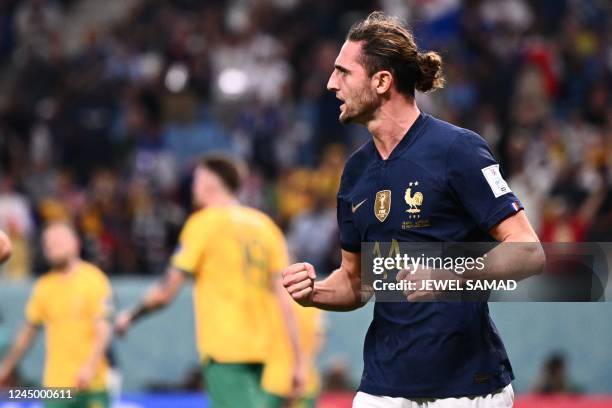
[482,198,524,232]
[340,241,361,253]
[25,317,42,326]
[171,263,195,276]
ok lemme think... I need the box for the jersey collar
[373,112,429,162]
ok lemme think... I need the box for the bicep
[25,286,45,325]
[23,322,40,338]
[489,210,539,242]
[162,267,187,297]
[17,322,39,346]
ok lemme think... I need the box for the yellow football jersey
[262,303,323,398]
[25,261,112,390]
[171,205,289,363]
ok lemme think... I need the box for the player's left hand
[75,363,96,390]
[397,267,464,301]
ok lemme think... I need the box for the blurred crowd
[0,0,610,278]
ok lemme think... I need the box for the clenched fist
[282,262,317,306]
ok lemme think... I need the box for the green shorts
[43,390,109,408]
[202,360,265,408]
[263,392,317,408]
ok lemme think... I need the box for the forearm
[462,241,545,282]
[1,347,24,374]
[274,281,302,365]
[312,267,366,311]
[128,285,171,322]
[130,268,185,323]
[1,325,37,373]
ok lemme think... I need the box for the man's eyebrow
[334,64,350,73]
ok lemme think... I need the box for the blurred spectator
[287,191,337,275]
[540,185,606,242]
[14,0,62,60]
[0,177,33,279]
[322,358,354,392]
[0,0,609,275]
[532,352,584,394]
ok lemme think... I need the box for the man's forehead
[44,224,74,238]
[336,40,363,67]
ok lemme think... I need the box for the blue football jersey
[337,113,522,398]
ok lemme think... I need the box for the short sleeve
[267,222,289,276]
[170,215,206,275]
[89,273,113,319]
[337,180,361,253]
[25,282,45,325]
[446,131,523,231]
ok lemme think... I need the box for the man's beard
[48,257,70,270]
[339,86,379,124]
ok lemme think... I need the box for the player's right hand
[114,310,133,337]
[282,262,316,306]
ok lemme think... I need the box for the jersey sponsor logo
[375,190,391,222]
[481,164,511,198]
[351,198,367,213]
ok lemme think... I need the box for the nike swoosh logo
[352,199,367,213]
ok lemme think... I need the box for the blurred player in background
[0,222,113,408]
[0,229,12,390]
[0,230,11,264]
[283,11,544,408]
[262,300,323,408]
[115,155,304,408]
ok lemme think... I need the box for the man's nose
[327,72,338,92]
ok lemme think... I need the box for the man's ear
[372,70,393,94]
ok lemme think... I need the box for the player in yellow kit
[0,229,11,263]
[115,155,303,407]
[0,222,113,408]
[262,302,323,408]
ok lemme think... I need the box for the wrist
[307,283,322,307]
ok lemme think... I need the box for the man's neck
[57,258,80,275]
[367,97,420,160]
[207,193,239,207]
